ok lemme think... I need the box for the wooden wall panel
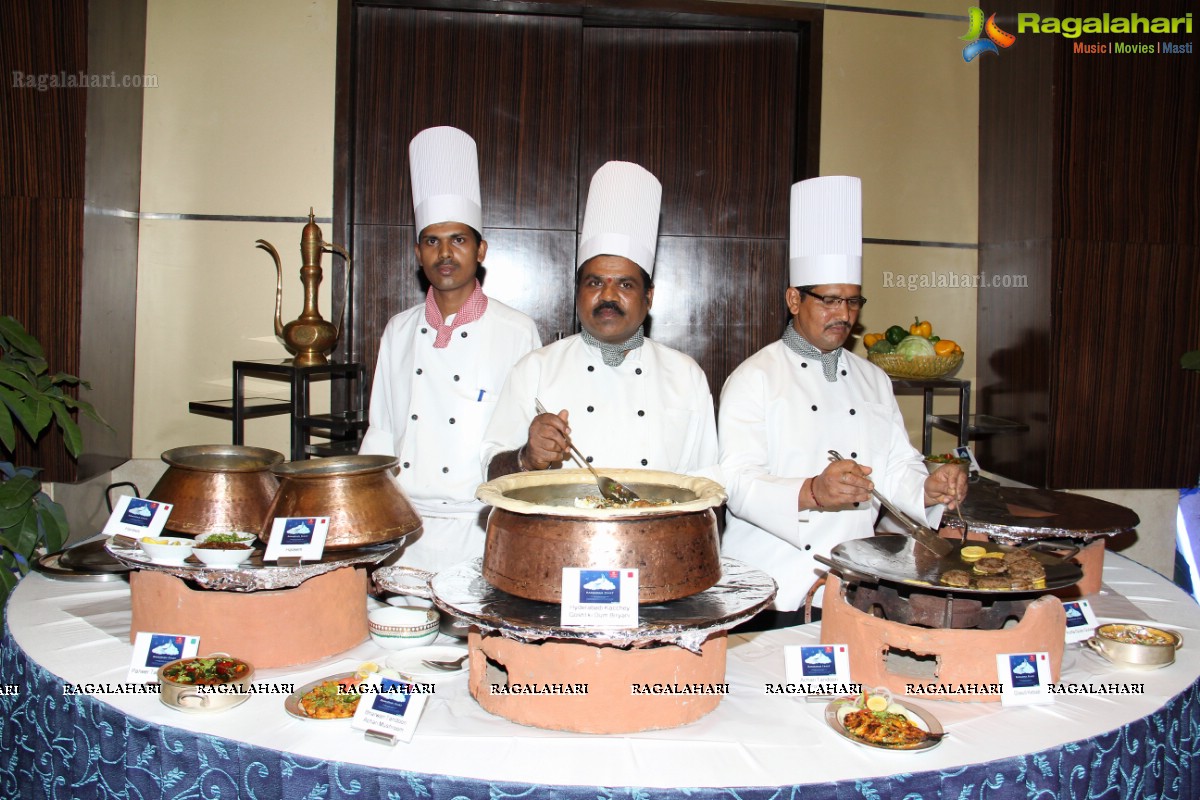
[578,27,796,239]
[1,0,88,482]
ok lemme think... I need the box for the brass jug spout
[256,209,353,366]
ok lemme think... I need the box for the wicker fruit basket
[868,351,964,379]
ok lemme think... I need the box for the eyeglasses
[799,288,867,311]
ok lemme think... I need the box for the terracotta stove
[820,573,1065,702]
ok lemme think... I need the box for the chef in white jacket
[482,161,717,479]
[359,126,541,573]
[719,176,966,627]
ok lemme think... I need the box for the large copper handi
[148,445,285,536]
[477,469,726,604]
[262,455,422,550]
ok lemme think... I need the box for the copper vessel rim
[271,454,399,478]
[160,444,285,473]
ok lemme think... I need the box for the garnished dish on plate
[824,689,945,751]
[285,662,401,720]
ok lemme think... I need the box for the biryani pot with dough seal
[477,468,726,604]
[261,455,423,550]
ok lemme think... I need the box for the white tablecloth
[5,553,1198,789]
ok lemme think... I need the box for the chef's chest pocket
[444,379,501,442]
[853,401,896,456]
[656,406,697,468]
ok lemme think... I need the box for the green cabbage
[895,335,936,359]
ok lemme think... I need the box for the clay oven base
[130,567,367,668]
[820,574,1065,702]
[468,630,728,733]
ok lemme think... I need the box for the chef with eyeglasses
[482,161,718,480]
[719,175,967,629]
[359,126,541,574]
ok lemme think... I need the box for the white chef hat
[409,126,482,236]
[577,161,662,275]
[789,175,863,287]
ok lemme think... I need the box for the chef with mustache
[482,161,717,479]
[359,126,541,573]
[719,176,967,629]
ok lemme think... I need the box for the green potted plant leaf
[0,315,107,617]
[1183,350,1200,372]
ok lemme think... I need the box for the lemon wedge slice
[865,694,890,712]
[959,545,987,562]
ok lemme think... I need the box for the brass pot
[477,469,726,604]
[148,445,284,536]
[262,455,422,550]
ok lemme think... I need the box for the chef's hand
[810,459,873,509]
[523,409,570,471]
[924,463,968,509]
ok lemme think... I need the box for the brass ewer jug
[257,209,352,366]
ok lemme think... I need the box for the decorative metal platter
[283,672,359,721]
[823,535,1083,597]
[823,697,945,752]
[940,482,1139,543]
[105,535,404,591]
[405,557,777,652]
[35,538,130,582]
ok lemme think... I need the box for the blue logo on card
[281,517,317,546]
[579,570,621,604]
[371,678,412,716]
[800,646,837,677]
[1009,654,1040,688]
[145,634,185,668]
[1063,602,1087,628]
[120,499,159,528]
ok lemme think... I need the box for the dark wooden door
[336,1,821,404]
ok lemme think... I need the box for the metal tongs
[535,398,640,503]
[827,449,953,557]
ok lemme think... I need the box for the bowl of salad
[158,653,254,712]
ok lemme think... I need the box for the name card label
[128,632,200,683]
[560,568,639,628]
[103,495,172,539]
[1062,599,1100,643]
[263,516,330,561]
[351,675,428,744]
[997,651,1054,706]
[784,644,852,692]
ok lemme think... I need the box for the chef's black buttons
[841,370,847,376]
[411,414,418,420]
[402,462,410,469]
[415,368,422,375]
[849,409,856,415]
[853,502,861,507]
[588,365,595,372]
[850,452,857,458]
[420,327,428,334]
[635,368,642,375]
[453,375,460,381]
[811,405,818,411]
[442,467,449,473]
[801,363,808,369]
[449,418,456,424]
[586,456,593,463]
[637,410,645,417]
[640,459,648,466]
[460,331,468,338]
[804,544,812,551]
[587,406,594,412]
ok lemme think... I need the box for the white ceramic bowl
[191,532,257,568]
[368,605,439,650]
[138,536,195,565]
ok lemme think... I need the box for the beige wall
[133,0,338,457]
[131,0,978,460]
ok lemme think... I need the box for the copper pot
[261,455,422,550]
[477,469,726,604]
[148,445,284,536]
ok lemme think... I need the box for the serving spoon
[534,398,640,503]
[421,654,469,671]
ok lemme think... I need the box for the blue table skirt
[3,625,1199,800]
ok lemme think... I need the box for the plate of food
[285,672,364,721]
[824,689,945,751]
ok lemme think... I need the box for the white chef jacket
[480,334,718,476]
[719,339,937,611]
[359,298,541,573]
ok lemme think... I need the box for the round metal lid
[941,481,1140,542]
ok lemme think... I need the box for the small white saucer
[384,645,468,683]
